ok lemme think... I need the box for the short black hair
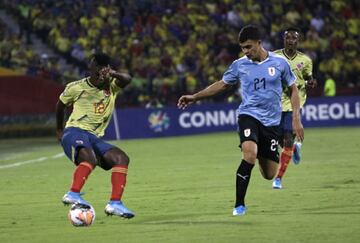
[238,25,262,43]
[284,27,301,35]
[91,52,111,67]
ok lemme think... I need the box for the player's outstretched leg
[104,163,134,218]
[62,161,94,205]
[272,147,292,189]
[105,201,135,218]
[233,159,254,216]
[292,142,302,164]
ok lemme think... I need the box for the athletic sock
[110,165,128,201]
[276,147,293,179]
[70,162,94,193]
[235,159,254,207]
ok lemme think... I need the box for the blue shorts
[61,127,115,164]
[279,111,293,134]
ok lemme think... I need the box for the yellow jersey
[274,49,313,111]
[59,77,121,137]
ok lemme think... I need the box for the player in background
[178,25,304,216]
[56,52,135,218]
[272,27,317,189]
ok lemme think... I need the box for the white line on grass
[0,154,24,162]
[0,152,64,170]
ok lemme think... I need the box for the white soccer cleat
[272,178,282,189]
[104,201,135,219]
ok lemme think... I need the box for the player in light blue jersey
[178,25,304,216]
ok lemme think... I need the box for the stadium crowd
[0,18,80,83]
[1,0,359,106]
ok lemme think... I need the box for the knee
[77,147,98,167]
[113,152,130,166]
[262,172,276,180]
[241,141,257,163]
[243,151,257,164]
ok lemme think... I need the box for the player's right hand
[56,129,63,142]
[292,119,304,142]
[177,95,196,109]
[98,66,112,82]
[306,78,317,88]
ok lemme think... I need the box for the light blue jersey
[222,52,296,126]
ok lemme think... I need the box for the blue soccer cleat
[62,191,90,206]
[272,178,282,189]
[292,142,302,165]
[233,205,247,216]
[104,201,135,219]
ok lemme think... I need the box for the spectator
[145,97,163,109]
[324,75,336,97]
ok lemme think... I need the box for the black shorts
[237,114,281,163]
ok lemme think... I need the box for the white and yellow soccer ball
[68,203,95,227]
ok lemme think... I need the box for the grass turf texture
[0,127,359,243]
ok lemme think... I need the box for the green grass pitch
[0,127,359,243]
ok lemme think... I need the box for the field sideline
[0,127,359,243]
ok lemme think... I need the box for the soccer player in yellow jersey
[272,27,317,189]
[56,53,135,218]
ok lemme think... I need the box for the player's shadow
[140,220,254,226]
[133,213,256,225]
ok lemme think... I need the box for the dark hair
[238,25,262,43]
[91,52,111,67]
[284,27,301,35]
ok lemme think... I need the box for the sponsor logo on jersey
[148,111,170,132]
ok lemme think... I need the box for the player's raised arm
[99,67,132,88]
[111,70,132,88]
[177,80,231,109]
[289,83,304,142]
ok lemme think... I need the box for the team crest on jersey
[244,129,251,137]
[296,62,304,70]
[268,67,275,76]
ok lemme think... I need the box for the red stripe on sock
[70,162,94,193]
[111,165,128,201]
[277,147,292,179]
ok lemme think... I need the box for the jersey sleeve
[59,83,78,105]
[222,60,239,85]
[282,59,296,87]
[110,77,122,94]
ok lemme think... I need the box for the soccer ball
[68,203,95,227]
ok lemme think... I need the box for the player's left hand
[306,78,317,88]
[56,129,63,142]
[292,118,304,142]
